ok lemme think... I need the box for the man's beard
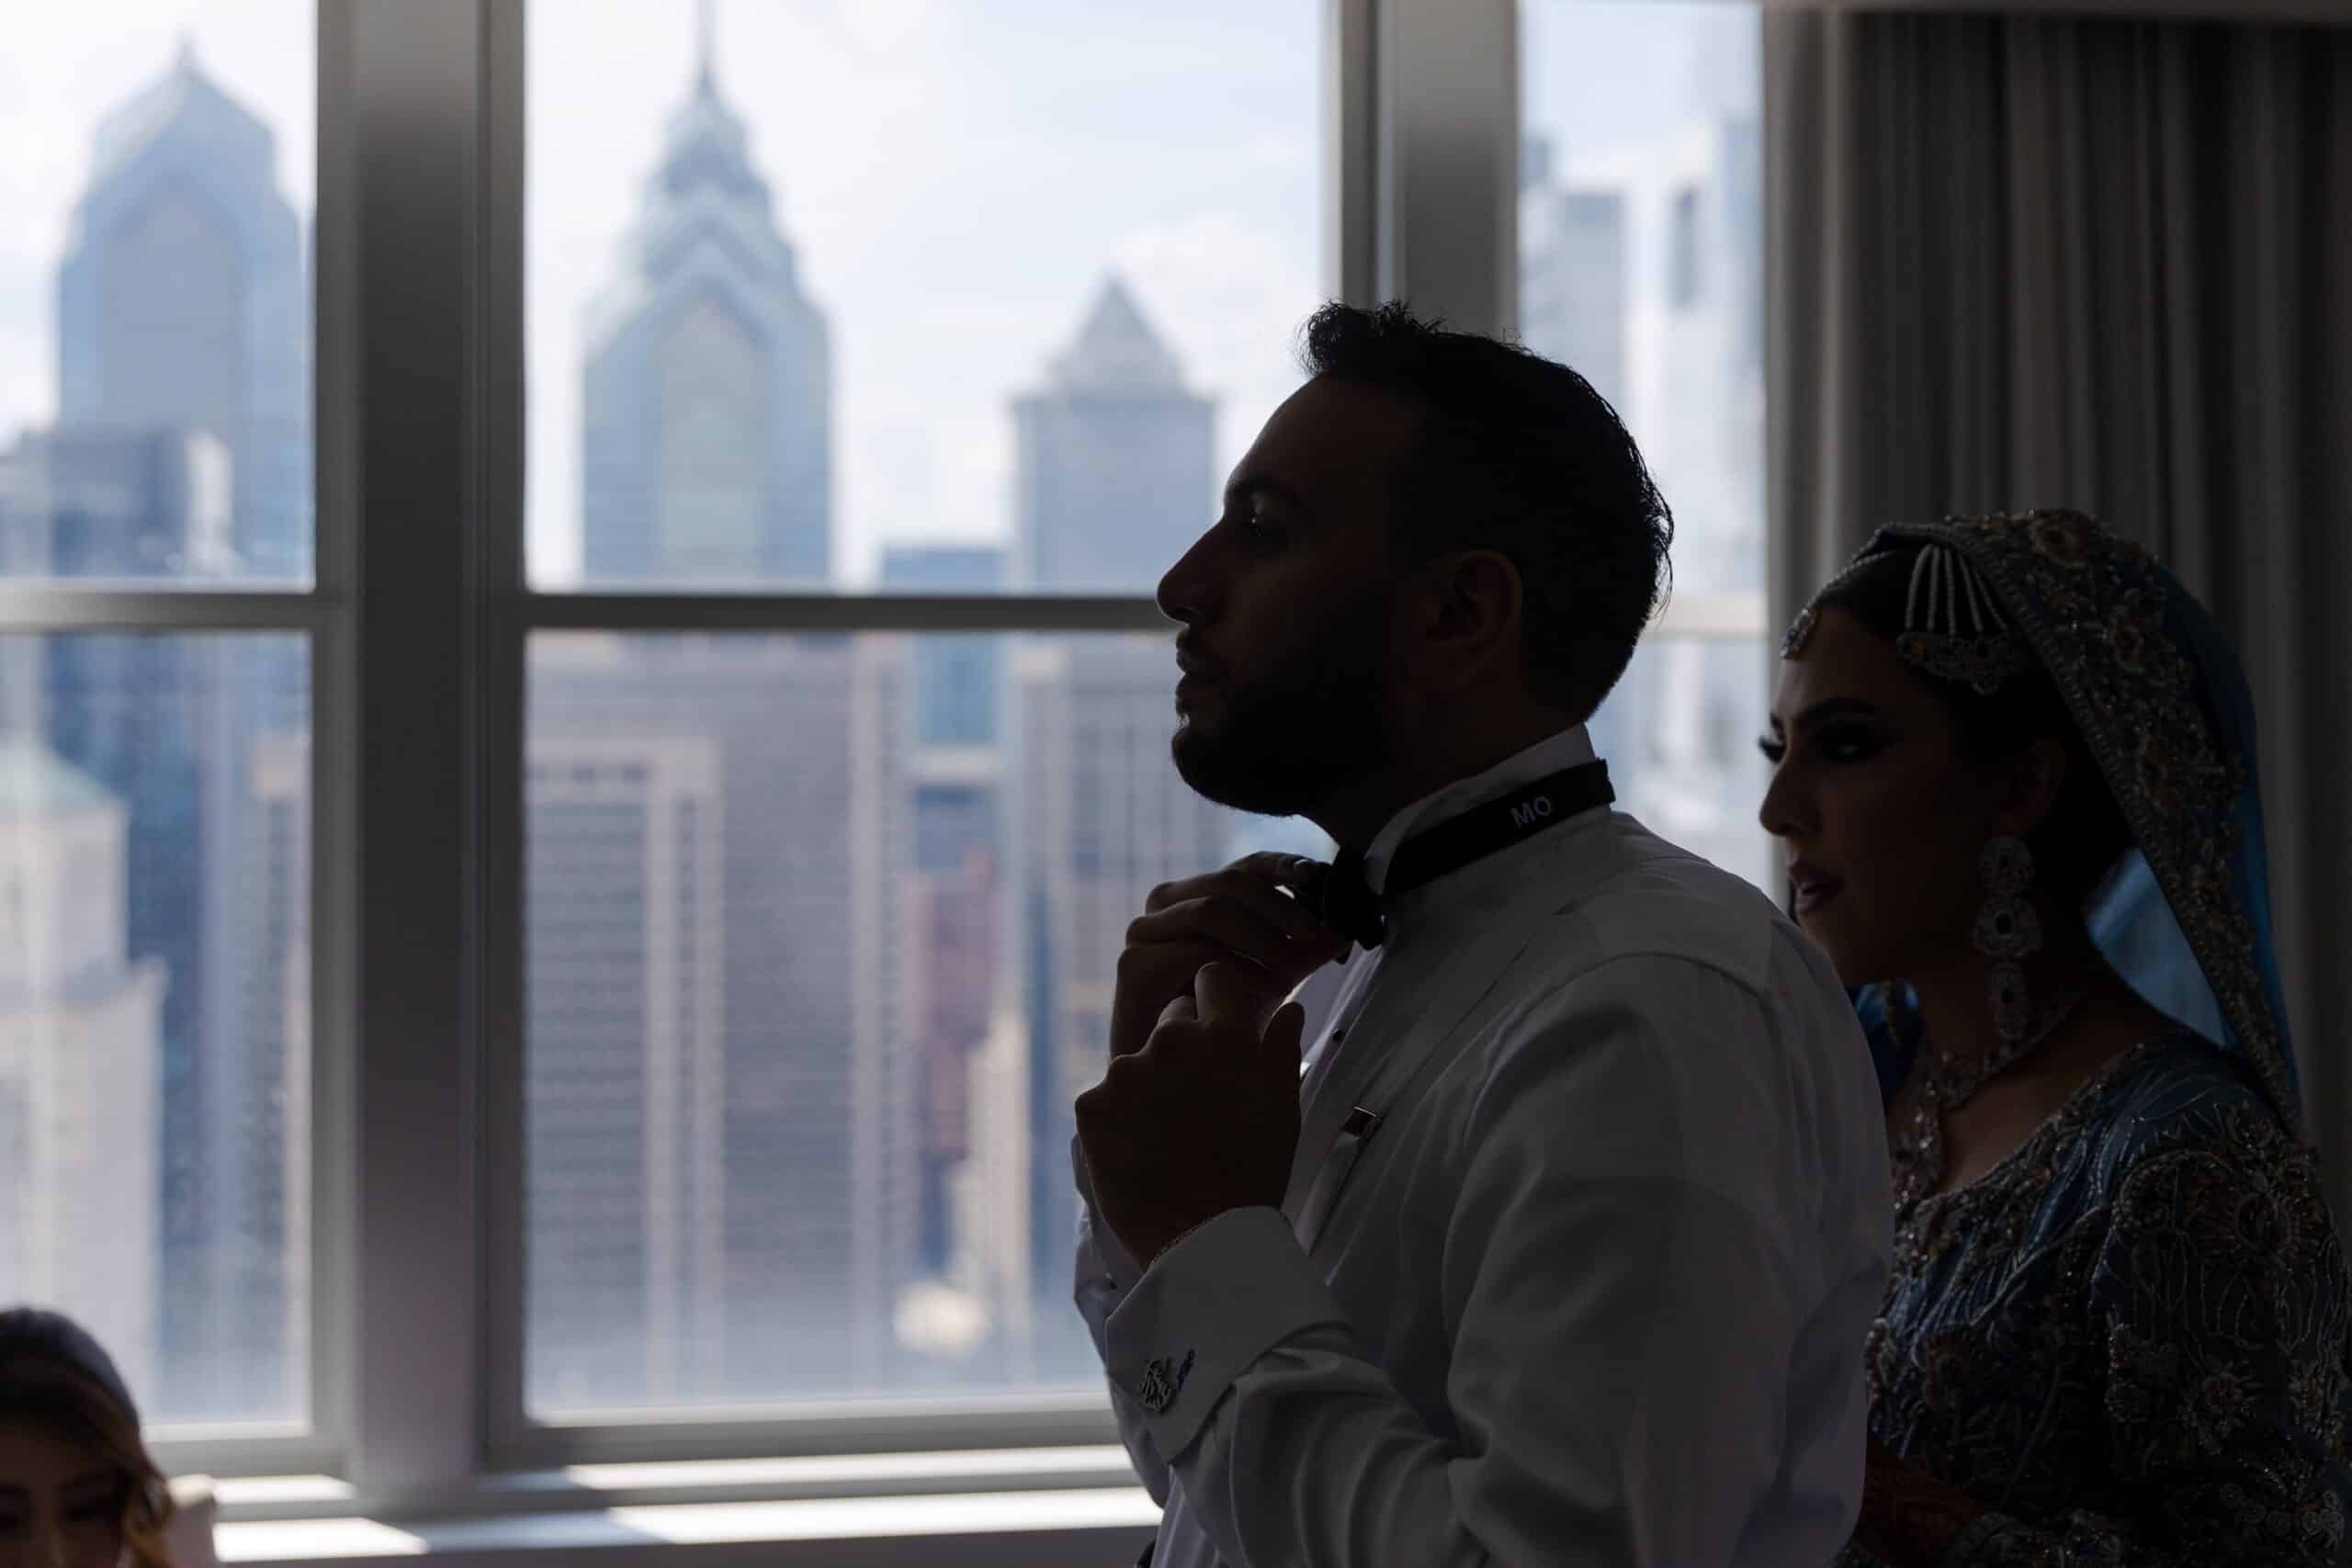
[1170,592,1394,818]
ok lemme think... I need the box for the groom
[1072,303,1891,1567]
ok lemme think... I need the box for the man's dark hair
[1299,300,1673,724]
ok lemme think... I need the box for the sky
[0,0,1756,589]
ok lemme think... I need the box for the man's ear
[1408,547,1523,694]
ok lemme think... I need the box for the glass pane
[1521,3,1770,892]
[527,631,1322,1409]
[0,635,311,1425]
[0,7,315,582]
[527,1,1318,592]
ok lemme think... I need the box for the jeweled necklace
[1889,967,2103,1213]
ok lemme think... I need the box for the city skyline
[528,635,917,1404]
[0,2,1771,1416]
[5,4,1751,587]
[0,28,316,1423]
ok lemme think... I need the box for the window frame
[0,0,1765,1509]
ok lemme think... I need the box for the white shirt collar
[1359,724,1600,897]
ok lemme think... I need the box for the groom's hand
[1108,853,1345,1060]
[1077,961,1310,1269]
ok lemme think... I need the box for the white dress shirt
[1073,726,1892,1568]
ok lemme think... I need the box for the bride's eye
[1816,724,1883,763]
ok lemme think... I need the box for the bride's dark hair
[1812,545,2133,913]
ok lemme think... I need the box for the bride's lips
[1788,862,1844,915]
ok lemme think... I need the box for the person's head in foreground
[1155,299,1672,842]
[0,1309,175,1568]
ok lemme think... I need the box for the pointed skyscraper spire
[644,0,764,207]
[695,0,718,96]
[1046,276,1187,395]
[86,28,276,194]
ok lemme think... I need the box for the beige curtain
[1764,13,2352,1204]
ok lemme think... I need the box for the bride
[1760,510,2350,1564]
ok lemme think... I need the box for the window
[4,0,1780,1541]
[0,5,316,1436]
[1520,1,1770,893]
[514,0,1322,1435]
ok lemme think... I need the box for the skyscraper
[243,731,312,1410]
[529,636,915,1402]
[580,10,832,585]
[0,430,236,580]
[879,546,1007,1279]
[57,41,309,580]
[0,740,166,1400]
[1519,133,1630,410]
[1516,94,1770,893]
[1638,108,1770,891]
[1654,113,1765,595]
[538,7,922,1403]
[1517,132,1645,772]
[1012,277,1216,592]
[526,724,729,1402]
[1007,283,1231,1375]
[881,546,1006,749]
[0,428,232,739]
[43,42,311,1416]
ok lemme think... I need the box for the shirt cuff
[1070,1134,1145,1292]
[1102,1205,1347,1460]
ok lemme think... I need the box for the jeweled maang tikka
[1783,539,2035,698]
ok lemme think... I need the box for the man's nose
[1156,529,1218,625]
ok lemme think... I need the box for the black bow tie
[1315,846,1387,951]
[1307,761,1614,952]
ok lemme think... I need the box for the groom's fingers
[1193,958,1283,1031]
[1264,999,1308,1064]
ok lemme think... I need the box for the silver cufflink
[1137,1348,1194,1414]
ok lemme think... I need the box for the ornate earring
[1974,834,2042,1043]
